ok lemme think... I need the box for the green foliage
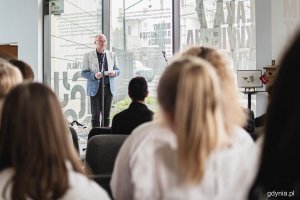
[110,96,158,123]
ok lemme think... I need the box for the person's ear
[145,91,149,97]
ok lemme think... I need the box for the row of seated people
[82,45,263,198]
[1,27,299,199]
[108,34,300,200]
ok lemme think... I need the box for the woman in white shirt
[111,47,252,200]
[0,83,110,200]
[132,56,239,199]
[182,46,253,145]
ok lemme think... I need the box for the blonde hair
[0,62,23,99]
[182,46,246,133]
[157,56,225,184]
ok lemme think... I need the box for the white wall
[0,0,43,82]
[255,0,272,116]
[272,0,300,60]
[256,0,300,116]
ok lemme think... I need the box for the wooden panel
[0,45,18,60]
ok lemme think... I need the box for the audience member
[0,83,110,200]
[0,61,22,111]
[244,109,255,136]
[9,59,34,82]
[182,46,253,145]
[248,30,300,199]
[110,47,252,200]
[111,76,153,134]
[254,83,274,136]
[132,56,240,199]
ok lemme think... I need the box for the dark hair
[248,31,300,199]
[0,83,83,200]
[128,76,148,101]
[9,59,34,82]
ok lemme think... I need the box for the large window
[111,0,173,114]
[180,0,255,70]
[50,0,102,125]
[47,0,257,124]
[180,0,256,109]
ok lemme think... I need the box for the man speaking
[81,33,120,127]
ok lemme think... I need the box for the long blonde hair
[183,46,246,133]
[157,56,225,184]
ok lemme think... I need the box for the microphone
[162,50,168,65]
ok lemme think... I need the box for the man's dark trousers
[90,85,112,127]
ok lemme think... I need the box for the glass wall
[111,0,173,114]
[180,0,256,70]
[50,0,102,125]
[180,0,256,109]
[47,0,257,124]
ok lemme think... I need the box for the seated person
[244,108,256,139]
[0,83,110,199]
[254,83,274,136]
[111,76,153,134]
[9,59,34,82]
[0,61,23,111]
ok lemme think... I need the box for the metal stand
[243,88,256,110]
[100,53,105,127]
[162,51,168,65]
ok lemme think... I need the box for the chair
[88,127,112,141]
[69,127,80,153]
[85,134,128,198]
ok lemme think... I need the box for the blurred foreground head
[0,83,82,199]
[9,59,34,82]
[0,61,22,105]
[157,56,226,184]
[183,46,246,133]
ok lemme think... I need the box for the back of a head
[249,31,300,199]
[128,76,148,101]
[0,83,82,199]
[157,56,225,185]
[183,46,246,133]
[9,59,34,82]
[0,62,23,100]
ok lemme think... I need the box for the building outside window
[111,0,173,115]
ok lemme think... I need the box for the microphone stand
[162,51,168,65]
[101,52,105,127]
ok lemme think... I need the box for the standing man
[81,33,120,127]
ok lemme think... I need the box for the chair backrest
[69,127,80,153]
[85,134,128,197]
[88,127,112,141]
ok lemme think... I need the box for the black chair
[85,134,128,198]
[88,127,112,141]
[69,127,80,153]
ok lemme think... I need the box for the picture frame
[237,70,263,88]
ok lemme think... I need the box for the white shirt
[110,121,171,200]
[131,129,256,200]
[111,120,254,200]
[0,164,110,200]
